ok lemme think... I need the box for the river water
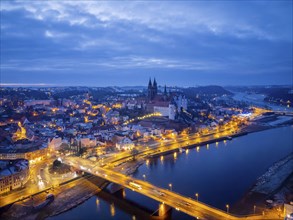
[50,126,293,220]
[232,92,293,112]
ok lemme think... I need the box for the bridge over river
[63,156,271,220]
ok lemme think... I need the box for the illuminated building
[169,104,176,120]
[0,143,49,162]
[115,137,135,151]
[146,78,187,120]
[0,159,29,194]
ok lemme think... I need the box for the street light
[254,205,256,214]
[226,204,229,213]
[169,183,172,191]
[195,193,199,201]
[143,174,146,181]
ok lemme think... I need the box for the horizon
[0,83,292,88]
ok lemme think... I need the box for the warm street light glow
[195,193,199,201]
[169,183,172,191]
[12,121,27,141]
[123,112,162,125]
[174,152,177,159]
[226,204,229,213]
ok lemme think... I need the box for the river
[232,92,293,112]
[50,126,293,220]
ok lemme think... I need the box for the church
[146,78,187,120]
[148,78,158,100]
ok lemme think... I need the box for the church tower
[153,78,158,98]
[148,78,153,99]
[147,77,158,100]
[163,85,167,101]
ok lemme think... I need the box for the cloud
[44,30,68,39]
[0,56,226,73]
[1,1,291,86]
[2,1,291,41]
[108,56,224,71]
[74,37,129,51]
[0,83,53,87]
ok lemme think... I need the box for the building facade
[116,137,135,151]
[0,145,49,162]
[0,159,30,194]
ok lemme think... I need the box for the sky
[0,0,292,87]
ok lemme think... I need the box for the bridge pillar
[106,183,124,194]
[158,203,171,217]
[114,188,126,198]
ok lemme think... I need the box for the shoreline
[232,153,293,217]
[251,153,293,195]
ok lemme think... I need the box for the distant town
[0,81,292,219]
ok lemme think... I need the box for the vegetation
[130,148,139,160]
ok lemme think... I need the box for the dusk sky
[1,1,292,87]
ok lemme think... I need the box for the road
[102,122,243,169]
[0,158,76,207]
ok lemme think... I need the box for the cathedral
[146,78,187,120]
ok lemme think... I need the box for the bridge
[63,156,270,220]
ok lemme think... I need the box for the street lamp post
[169,183,172,191]
[254,205,256,214]
[226,204,229,213]
[195,193,199,201]
[143,174,146,181]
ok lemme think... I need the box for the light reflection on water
[50,126,293,220]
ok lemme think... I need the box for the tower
[148,78,153,99]
[147,77,158,100]
[153,78,158,98]
[163,85,167,101]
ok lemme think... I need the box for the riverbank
[252,153,293,195]
[232,153,293,218]
[0,175,107,220]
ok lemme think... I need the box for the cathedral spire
[153,78,157,86]
[148,78,152,87]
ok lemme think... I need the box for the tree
[130,148,139,160]
[53,159,62,168]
